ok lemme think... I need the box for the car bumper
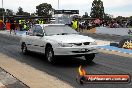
[54,46,98,56]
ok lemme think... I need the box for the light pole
[2,0,4,22]
[58,0,59,9]
[56,0,59,23]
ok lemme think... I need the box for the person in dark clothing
[10,18,16,34]
[85,20,90,30]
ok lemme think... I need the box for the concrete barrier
[96,27,132,36]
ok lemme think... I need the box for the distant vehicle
[21,24,98,64]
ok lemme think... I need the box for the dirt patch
[81,28,96,33]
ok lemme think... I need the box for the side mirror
[26,31,33,36]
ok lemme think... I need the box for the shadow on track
[20,51,97,67]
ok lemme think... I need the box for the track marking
[98,49,132,58]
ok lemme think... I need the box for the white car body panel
[45,34,95,43]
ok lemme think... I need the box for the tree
[31,12,36,17]
[90,0,104,19]
[82,12,89,18]
[116,16,126,21]
[16,7,30,16]
[16,7,24,15]
[23,12,30,16]
[104,13,112,20]
[129,16,132,20]
[0,8,5,20]
[0,8,5,16]
[36,3,54,17]
[6,9,13,16]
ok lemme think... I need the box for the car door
[31,25,45,53]
[25,26,36,51]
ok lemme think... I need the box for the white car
[21,24,98,63]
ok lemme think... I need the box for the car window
[33,25,43,36]
[32,26,36,31]
[44,25,78,36]
[26,26,36,36]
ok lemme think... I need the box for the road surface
[0,33,131,88]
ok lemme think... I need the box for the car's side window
[26,26,36,36]
[33,25,43,36]
[32,26,36,31]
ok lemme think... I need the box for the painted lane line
[98,47,132,55]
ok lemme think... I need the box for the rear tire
[45,46,56,64]
[21,43,28,55]
[85,54,95,63]
[118,39,130,48]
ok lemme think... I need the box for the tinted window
[31,26,36,31]
[44,25,78,36]
[33,25,43,35]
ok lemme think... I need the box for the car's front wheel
[85,54,95,63]
[21,43,28,55]
[45,46,56,64]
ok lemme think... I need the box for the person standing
[10,18,16,34]
[0,20,3,30]
[19,19,23,31]
[5,18,10,31]
[23,23,27,31]
[71,18,78,30]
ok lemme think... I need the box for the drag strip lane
[0,34,132,88]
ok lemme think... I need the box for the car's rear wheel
[21,43,28,55]
[45,46,56,64]
[85,54,95,63]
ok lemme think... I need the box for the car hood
[45,34,95,43]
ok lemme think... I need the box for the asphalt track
[0,33,132,88]
[82,32,132,42]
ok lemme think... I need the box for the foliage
[116,16,126,21]
[23,12,30,16]
[31,13,36,17]
[103,13,112,20]
[82,12,89,18]
[0,8,5,16]
[36,3,54,17]
[90,0,104,19]
[6,9,13,16]
[16,7,24,15]
[129,16,132,20]
[16,7,30,16]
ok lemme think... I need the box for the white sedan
[21,24,98,64]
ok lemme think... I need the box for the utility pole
[56,0,59,23]
[58,0,59,9]
[2,0,4,22]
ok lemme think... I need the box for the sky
[0,0,132,17]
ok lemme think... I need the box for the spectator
[0,20,4,30]
[10,18,16,34]
[71,18,78,31]
[5,18,10,30]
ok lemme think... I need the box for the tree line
[0,0,132,20]
[0,3,53,18]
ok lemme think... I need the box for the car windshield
[44,25,78,36]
